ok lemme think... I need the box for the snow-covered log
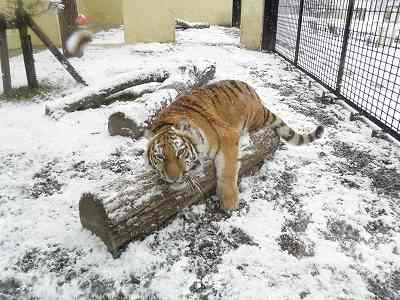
[176,18,210,30]
[79,126,280,257]
[45,69,170,118]
[45,63,216,119]
[107,63,216,138]
[105,63,216,104]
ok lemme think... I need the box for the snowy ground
[1,26,400,300]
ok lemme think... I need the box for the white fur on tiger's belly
[239,131,253,159]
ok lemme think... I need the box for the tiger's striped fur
[146,80,324,210]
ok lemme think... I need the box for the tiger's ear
[144,129,155,140]
[177,118,204,145]
[177,119,191,132]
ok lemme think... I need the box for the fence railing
[263,0,400,140]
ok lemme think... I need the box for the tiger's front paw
[219,189,239,211]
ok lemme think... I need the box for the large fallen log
[79,127,280,257]
[45,69,170,118]
[105,63,216,104]
[45,63,216,119]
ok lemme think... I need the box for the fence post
[294,0,305,65]
[0,17,12,94]
[262,0,280,51]
[336,0,355,93]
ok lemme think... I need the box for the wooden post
[25,13,87,86]
[58,0,78,57]
[261,0,280,51]
[16,7,38,89]
[0,17,12,93]
[232,0,241,28]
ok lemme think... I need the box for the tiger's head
[145,120,200,184]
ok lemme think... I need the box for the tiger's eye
[177,149,186,157]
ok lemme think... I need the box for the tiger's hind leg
[214,134,240,211]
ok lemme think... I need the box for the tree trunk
[45,69,170,117]
[0,18,12,93]
[17,12,38,89]
[58,0,79,57]
[79,127,280,257]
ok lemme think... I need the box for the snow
[91,26,125,45]
[1,26,400,299]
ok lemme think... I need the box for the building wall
[123,0,175,44]
[123,0,233,44]
[77,0,123,26]
[0,0,61,50]
[240,0,265,50]
[169,0,233,26]
[79,0,232,28]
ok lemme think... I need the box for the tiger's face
[146,129,199,184]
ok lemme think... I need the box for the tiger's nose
[164,164,183,183]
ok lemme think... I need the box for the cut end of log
[79,192,123,258]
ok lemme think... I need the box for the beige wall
[0,0,61,50]
[77,0,123,26]
[123,0,233,44]
[123,0,175,44]
[170,0,233,26]
[240,0,265,50]
[78,0,232,28]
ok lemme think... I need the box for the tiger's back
[150,80,266,140]
[150,80,323,147]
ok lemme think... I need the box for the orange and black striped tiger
[145,80,324,210]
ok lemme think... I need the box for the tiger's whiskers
[184,175,205,197]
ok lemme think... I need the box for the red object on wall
[75,14,88,26]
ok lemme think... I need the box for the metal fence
[264,0,400,140]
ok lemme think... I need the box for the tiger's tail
[264,109,324,145]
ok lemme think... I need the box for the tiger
[145,80,324,211]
